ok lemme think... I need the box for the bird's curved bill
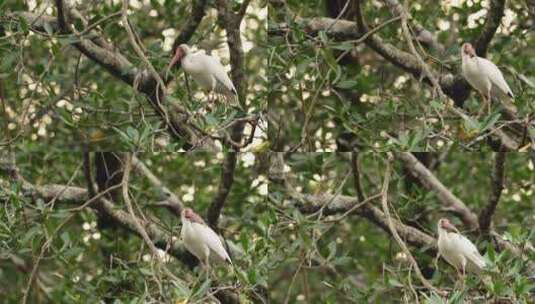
[443,221,459,233]
[168,48,184,70]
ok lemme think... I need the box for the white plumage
[461,42,516,115]
[180,208,232,266]
[437,218,486,276]
[169,44,238,105]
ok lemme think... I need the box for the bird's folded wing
[203,55,237,94]
[450,234,486,269]
[477,57,514,98]
[194,223,232,263]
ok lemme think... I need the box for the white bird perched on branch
[461,42,516,116]
[169,44,239,106]
[437,218,486,283]
[180,207,232,267]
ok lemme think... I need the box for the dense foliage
[268,0,535,151]
[1,151,270,303]
[0,0,267,151]
[268,152,534,303]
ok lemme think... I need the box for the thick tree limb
[396,152,479,230]
[382,0,445,53]
[10,173,241,303]
[16,5,215,150]
[17,182,193,262]
[270,4,530,148]
[215,0,249,146]
[297,192,535,272]
[172,0,209,52]
[350,152,365,202]
[474,0,505,57]
[378,155,444,296]
[131,155,184,215]
[479,151,506,234]
[268,154,535,274]
[269,16,469,103]
[207,153,237,227]
[297,193,436,248]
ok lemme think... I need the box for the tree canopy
[1,0,267,151]
[268,0,535,151]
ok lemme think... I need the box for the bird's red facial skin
[440,219,457,232]
[184,208,205,224]
[169,47,184,69]
[463,44,476,58]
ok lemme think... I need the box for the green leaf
[318,31,329,44]
[463,115,480,132]
[60,231,70,245]
[18,15,29,34]
[487,243,495,262]
[43,22,54,35]
[192,278,211,297]
[331,43,353,51]
[430,100,445,110]
[126,126,139,142]
[480,113,501,131]
[387,278,403,287]
[139,267,153,276]
[335,79,358,90]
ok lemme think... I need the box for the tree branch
[479,151,506,234]
[9,168,241,303]
[474,0,506,57]
[207,152,237,227]
[131,155,184,215]
[269,8,531,149]
[215,0,249,146]
[266,154,535,275]
[378,154,444,296]
[172,0,209,52]
[297,193,436,249]
[350,152,365,202]
[20,2,216,149]
[396,152,479,229]
[382,0,444,53]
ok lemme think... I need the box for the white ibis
[437,218,486,284]
[180,207,232,267]
[461,42,516,115]
[169,44,238,106]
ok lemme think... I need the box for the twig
[131,155,183,213]
[121,154,160,256]
[121,154,185,285]
[83,152,96,198]
[21,214,76,304]
[379,153,444,296]
[350,152,365,202]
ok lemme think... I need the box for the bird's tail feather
[467,252,486,270]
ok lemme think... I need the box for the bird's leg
[454,267,462,290]
[189,264,204,291]
[433,253,440,273]
[460,261,467,291]
[222,95,229,115]
[205,92,214,113]
[487,88,492,115]
[204,260,210,284]
[477,92,488,118]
